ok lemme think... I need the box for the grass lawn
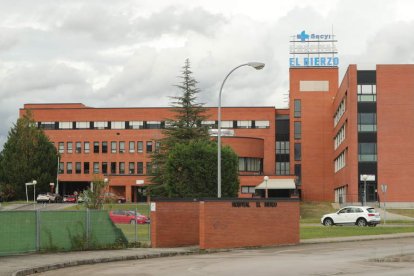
[115,224,150,242]
[301,225,414,239]
[300,201,336,223]
[387,209,414,218]
[64,203,150,215]
[0,200,31,206]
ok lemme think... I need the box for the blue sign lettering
[289,57,340,67]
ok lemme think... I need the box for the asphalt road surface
[38,238,414,276]
[1,203,75,211]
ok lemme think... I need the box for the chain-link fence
[0,207,150,256]
[106,207,151,244]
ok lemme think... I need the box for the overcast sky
[1,0,414,150]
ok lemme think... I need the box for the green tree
[164,58,210,144]
[151,59,210,189]
[161,140,239,197]
[150,59,239,197]
[0,112,58,200]
[81,177,108,210]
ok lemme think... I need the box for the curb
[301,232,414,244]
[12,250,198,276]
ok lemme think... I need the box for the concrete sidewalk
[1,247,198,276]
[2,233,414,276]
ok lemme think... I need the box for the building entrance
[132,186,148,202]
[359,182,377,203]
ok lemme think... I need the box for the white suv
[321,206,381,227]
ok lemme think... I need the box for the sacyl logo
[297,30,333,41]
[297,31,309,42]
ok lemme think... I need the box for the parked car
[321,206,381,227]
[102,192,126,203]
[36,192,62,203]
[109,210,150,224]
[63,195,77,203]
[77,194,85,203]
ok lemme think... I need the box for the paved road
[0,203,76,211]
[38,238,414,276]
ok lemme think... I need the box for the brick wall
[150,201,199,248]
[199,200,299,249]
[151,199,300,249]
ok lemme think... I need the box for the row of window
[59,158,267,175]
[57,141,157,154]
[334,149,347,173]
[357,113,377,132]
[334,122,346,150]
[59,161,152,175]
[238,158,263,172]
[294,121,301,140]
[241,186,256,194]
[334,96,346,127]
[357,85,377,102]
[294,143,301,161]
[39,120,270,130]
[294,99,301,118]
[276,141,290,154]
[358,143,377,162]
[276,161,290,175]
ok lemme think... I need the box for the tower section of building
[289,67,338,201]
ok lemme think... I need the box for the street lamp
[217,62,265,198]
[362,174,368,206]
[25,180,37,203]
[264,176,269,199]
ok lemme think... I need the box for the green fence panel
[0,210,128,255]
[0,211,36,256]
[89,210,128,248]
[108,207,151,243]
[39,211,87,251]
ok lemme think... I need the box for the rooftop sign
[289,30,339,68]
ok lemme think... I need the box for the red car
[63,195,77,203]
[109,210,150,224]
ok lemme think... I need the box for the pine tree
[164,58,210,145]
[150,59,239,198]
[0,112,58,200]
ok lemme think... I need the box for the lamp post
[217,62,265,198]
[362,174,368,206]
[56,155,60,195]
[264,176,269,199]
[25,180,37,203]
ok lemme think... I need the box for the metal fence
[107,207,151,244]
[0,208,150,256]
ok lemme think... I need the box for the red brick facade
[289,68,338,201]
[376,65,414,203]
[20,105,279,201]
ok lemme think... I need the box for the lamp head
[33,180,37,185]
[247,62,265,70]
[264,176,269,181]
[104,178,108,183]
[362,174,368,181]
